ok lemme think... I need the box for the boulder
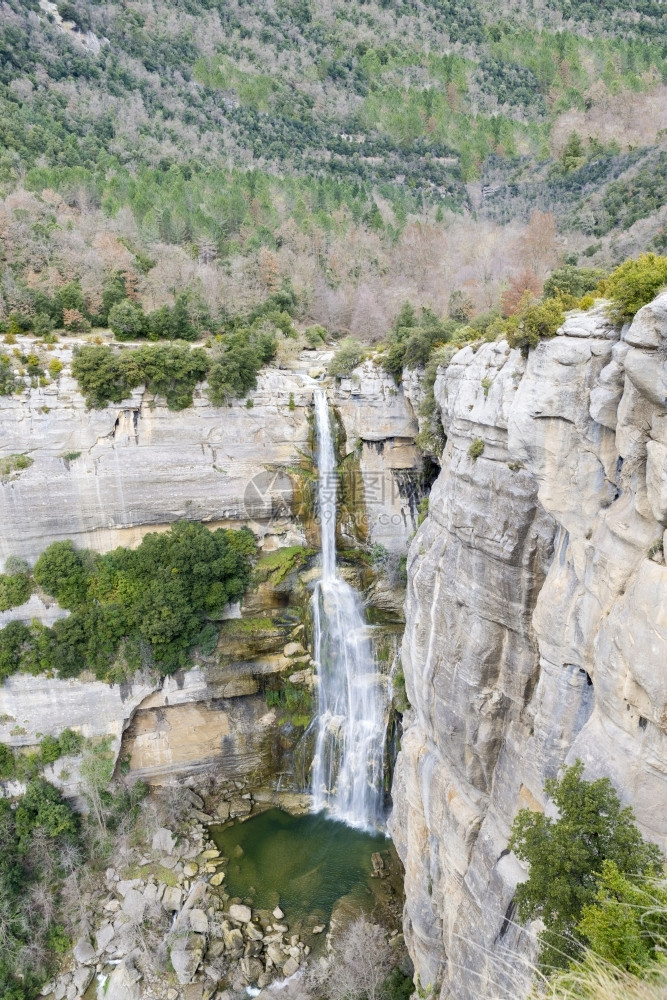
[283,642,305,657]
[189,908,209,934]
[170,933,206,985]
[272,906,284,920]
[240,957,264,984]
[229,903,252,923]
[95,923,115,953]
[73,937,96,965]
[266,943,286,966]
[182,788,205,810]
[245,922,264,941]
[210,871,225,886]
[283,957,300,977]
[152,827,177,854]
[104,954,142,1000]
[229,797,252,818]
[215,801,231,821]
[122,888,147,922]
[72,965,94,994]
[162,885,184,911]
[116,879,141,897]
[223,926,245,954]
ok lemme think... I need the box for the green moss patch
[0,454,33,481]
[253,546,315,587]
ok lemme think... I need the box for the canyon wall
[390,298,667,998]
[0,345,420,791]
[0,345,419,566]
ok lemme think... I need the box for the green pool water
[210,808,388,927]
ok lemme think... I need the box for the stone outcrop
[0,345,316,568]
[0,344,421,571]
[390,298,667,999]
[333,361,422,552]
[0,345,421,796]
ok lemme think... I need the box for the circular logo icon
[244,469,293,522]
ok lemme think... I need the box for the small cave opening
[579,668,593,687]
[639,716,648,730]
[420,454,440,493]
[498,899,517,941]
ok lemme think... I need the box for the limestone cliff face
[0,346,420,794]
[390,298,667,998]
[0,353,315,568]
[0,345,419,567]
[334,361,420,553]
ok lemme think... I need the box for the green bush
[304,324,327,348]
[34,540,90,609]
[72,343,210,409]
[15,777,78,844]
[0,454,34,480]
[0,778,80,998]
[99,270,129,324]
[601,253,667,323]
[0,621,31,682]
[328,337,365,378]
[504,297,565,350]
[207,331,273,405]
[468,438,484,459]
[108,299,146,340]
[5,522,256,680]
[577,861,667,974]
[0,355,17,395]
[0,572,32,611]
[383,305,458,380]
[508,760,662,969]
[543,265,606,301]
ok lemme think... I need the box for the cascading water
[310,389,390,832]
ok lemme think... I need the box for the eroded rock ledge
[390,297,667,999]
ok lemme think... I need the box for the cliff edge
[390,296,667,998]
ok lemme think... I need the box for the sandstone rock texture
[390,297,667,999]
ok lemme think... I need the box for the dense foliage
[328,338,365,379]
[383,304,459,380]
[0,729,84,781]
[509,761,662,969]
[72,342,210,409]
[601,252,667,323]
[577,861,667,974]
[1,522,256,681]
[0,0,664,335]
[0,780,79,999]
[0,566,32,610]
[504,296,565,350]
[67,290,300,408]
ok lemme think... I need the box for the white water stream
[310,389,389,831]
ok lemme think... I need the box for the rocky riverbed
[41,778,404,1000]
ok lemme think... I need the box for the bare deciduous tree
[323,915,395,1000]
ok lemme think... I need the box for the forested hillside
[1,0,666,335]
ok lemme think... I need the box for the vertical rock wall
[391,298,667,998]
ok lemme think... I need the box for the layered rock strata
[0,343,420,569]
[0,346,421,793]
[390,298,667,998]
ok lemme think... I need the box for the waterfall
[310,389,389,831]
